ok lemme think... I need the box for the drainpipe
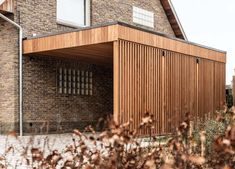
[0,13,23,136]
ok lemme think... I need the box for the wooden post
[196,59,199,122]
[233,72,235,106]
[161,51,165,134]
[113,41,120,123]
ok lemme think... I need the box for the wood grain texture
[118,25,226,63]
[23,23,226,136]
[23,25,118,54]
[233,75,235,106]
[31,42,114,65]
[0,0,13,14]
[23,24,226,63]
[114,40,226,136]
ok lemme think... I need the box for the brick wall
[15,0,74,37]
[23,56,113,134]
[0,0,176,134]
[0,16,19,134]
[91,0,175,36]
[14,0,175,38]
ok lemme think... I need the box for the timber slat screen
[233,76,235,106]
[22,23,226,136]
[115,39,226,136]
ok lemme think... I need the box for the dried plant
[0,108,235,169]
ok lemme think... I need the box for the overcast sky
[171,0,235,85]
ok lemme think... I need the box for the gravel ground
[0,133,76,153]
[0,133,86,168]
[0,133,168,168]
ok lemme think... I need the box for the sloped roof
[160,0,187,40]
[0,0,186,40]
[0,0,5,6]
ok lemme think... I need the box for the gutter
[0,13,23,136]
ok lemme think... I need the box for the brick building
[233,70,235,106]
[0,0,226,135]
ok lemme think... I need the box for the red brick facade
[0,0,176,134]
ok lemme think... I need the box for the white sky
[171,0,235,85]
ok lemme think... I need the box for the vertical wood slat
[113,41,120,123]
[233,75,235,106]
[115,39,226,136]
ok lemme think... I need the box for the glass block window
[133,6,154,28]
[57,67,93,95]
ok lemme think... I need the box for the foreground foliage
[0,107,235,169]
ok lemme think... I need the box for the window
[57,67,93,96]
[133,6,154,28]
[57,0,90,27]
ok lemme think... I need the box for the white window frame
[56,0,90,28]
[133,6,154,28]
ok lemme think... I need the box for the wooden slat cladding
[0,0,13,14]
[115,40,226,136]
[233,75,235,106]
[23,25,119,54]
[118,25,226,63]
[214,62,226,110]
[23,24,226,64]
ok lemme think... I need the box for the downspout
[0,13,23,136]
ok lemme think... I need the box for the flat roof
[23,22,226,63]
[25,21,226,54]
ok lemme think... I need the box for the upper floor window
[57,0,90,27]
[133,6,154,28]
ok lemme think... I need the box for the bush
[0,108,234,169]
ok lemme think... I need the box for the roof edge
[168,0,188,40]
[25,21,226,54]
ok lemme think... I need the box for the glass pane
[59,81,63,87]
[57,0,85,27]
[73,89,76,94]
[59,88,62,94]
[59,75,62,81]
[63,88,67,94]
[81,70,84,76]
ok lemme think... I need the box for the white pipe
[0,13,23,136]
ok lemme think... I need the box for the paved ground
[0,133,83,168]
[0,133,168,168]
[0,133,75,153]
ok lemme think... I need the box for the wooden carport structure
[23,22,226,135]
